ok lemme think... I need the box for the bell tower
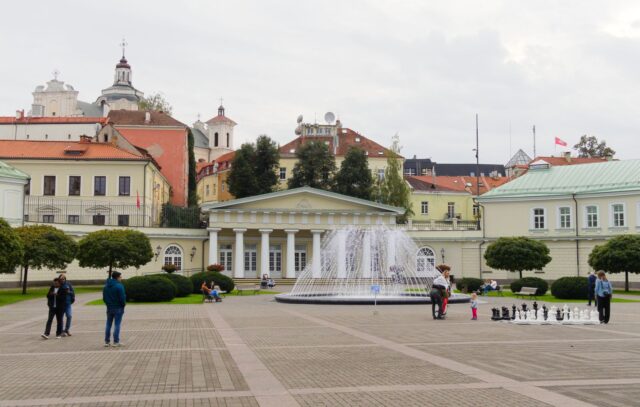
[205,101,237,160]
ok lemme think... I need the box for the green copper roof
[0,160,29,180]
[479,159,640,200]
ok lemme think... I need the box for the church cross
[219,97,224,106]
[53,69,60,80]
[119,38,128,58]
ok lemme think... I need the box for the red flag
[555,137,567,147]
[136,190,140,209]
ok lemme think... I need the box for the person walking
[41,277,68,339]
[470,292,478,320]
[103,271,126,347]
[59,274,75,336]
[595,271,612,324]
[587,271,597,306]
[430,267,450,320]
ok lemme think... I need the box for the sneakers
[112,342,123,348]
[56,335,62,339]
[104,342,111,347]
[65,331,72,337]
[41,334,49,339]
[61,332,67,337]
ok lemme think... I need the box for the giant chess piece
[542,305,548,321]
[502,306,510,320]
[512,305,517,320]
[548,306,557,323]
[574,307,580,320]
[590,309,599,322]
[556,308,563,321]
[522,303,528,313]
[491,308,500,321]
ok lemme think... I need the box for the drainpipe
[142,161,149,227]
[202,238,208,273]
[572,193,579,276]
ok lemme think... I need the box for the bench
[513,286,538,299]
[202,289,227,303]
[236,284,260,295]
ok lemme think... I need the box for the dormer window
[289,149,295,153]
[377,151,383,155]
[355,137,360,142]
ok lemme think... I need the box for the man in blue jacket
[59,274,75,336]
[587,271,597,306]
[103,271,126,347]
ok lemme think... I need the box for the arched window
[164,245,183,270]
[416,247,435,274]
[214,132,219,147]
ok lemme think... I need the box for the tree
[14,225,77,294]
[0,219,23,275]
[138,92,173,115]
[77,229,153,278]
[376,134,412,223]
[227,143,259,198]
[333,147,373,200]
[588,235,640,292]
[254,135,280,193]
[187,129,198,207]
[573,135,616,158]
[484,237,551,280]
[288,141,336,190]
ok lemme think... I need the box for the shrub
[190,271,235,293]
[510,277,548,296]
[456,278,484,293]
[156,273,192,297]
[124,276,176,302]
[551,276,589,300]
[162,264,177,273]
[207,263,225,272]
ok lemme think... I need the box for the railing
[24,197,205,229]
[402,219,480,231]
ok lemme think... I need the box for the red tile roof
[0,117,107,124]
[205,114,237,126]
[405,176,461,193]
[108,110,186,127]
[409,175,510,195]
[116,128,189,206]
[530,156,609,166]
[279,128,397,158]
[0,140,145,160]
[196,151,235,180]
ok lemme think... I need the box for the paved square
[1,291,639,406]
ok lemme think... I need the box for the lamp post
[190,246,197,261]
[440,248,446,264]
[154,245,162,261]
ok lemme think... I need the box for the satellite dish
[324,112,335,124]
[297,115,303,124]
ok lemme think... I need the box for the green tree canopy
[77,229,153,278]
[333,147,373,200]
[15,225,77,294]
[573,135,615,158]
[254,135,280,192]
[588,235,640,291]
[375,134,412,223]
[288,141,336,190]
[0,219,23,275]
[227,143,260,198]
[484,237,551,280]
[138,92,173,115]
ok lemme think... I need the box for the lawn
[85,290,279,305]
[614,289,640,296]
[0,286,103,307]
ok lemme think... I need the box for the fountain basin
[275,292,471,305]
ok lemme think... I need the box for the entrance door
[244,244,257,277]
[269,244,282,278]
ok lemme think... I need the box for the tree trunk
[625,271,629,292]
[519,270,523,280]
[21,265,29,295]
[108,263,113,279]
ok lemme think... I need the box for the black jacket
[46,285,68,309]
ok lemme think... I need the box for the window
[294,244,307,274]
[473,205,480,217]
[447,202,455,218]
[68,215,79,224]
[404,168,416,176]
[609,203,625,227]
[25,180,30,196]
[222,183,225,192]
[421,201,429,215]
[205,185,210,196]
[43,176,56,196]
[68,176,81,196]
[269,245,282,273]
[558,206,571,229]
[244,244,257,274]
[118,176,130,196]
[118,215,130,227]
[163,245,183,271]
[94,176,106,196]
[585,205,599,228]
[226,133,230,147]
[214,132,219,147]
[92,215,105,225]
[377,169,385,181]
[279,167,287,180]
[532,208,546,229]
[42,214,54,223]
[416,247,435,274]
[219,244,232,272]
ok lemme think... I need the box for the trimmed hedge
[156,273,192,297]
[190,271,235,293]
[124,276,176,302]
[551,276,589,300]
[456,278,484,293]
[510,277,548,296]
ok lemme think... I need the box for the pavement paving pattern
[1,290,639,406]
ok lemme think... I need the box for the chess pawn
[548,307,556,322]
[573,307,580,319]
[543,306,548,321]
[557,308,563,321]
[568,309,573,321]
[514,310,520,322]
[590,309,599,321]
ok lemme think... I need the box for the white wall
[0,123,102,141]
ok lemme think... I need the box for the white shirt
[490,280,498,289]
[432,275,449,289]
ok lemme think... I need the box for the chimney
[144,111,151,124]
[79,135,92,143]
[15,110,24,120]
[564,151,571,162]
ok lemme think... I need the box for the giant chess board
[491,303,599,325]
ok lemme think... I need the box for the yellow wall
[410,191,475,222]
[197,170,232,204]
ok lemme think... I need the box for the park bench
[236,284,260,295]
[202,289,227,303]
[513,286,538,300]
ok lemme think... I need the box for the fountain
[275,226,471,304]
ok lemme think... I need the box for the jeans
[430,289,443,319]
[105,307,125,344]
[45,307,65,336]
[63,304,72,332]
[597,295,611,323]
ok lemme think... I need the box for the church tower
[205,103,236,160]
[95,39,144,115]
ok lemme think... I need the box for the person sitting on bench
[482,279,498,295]
[201,282,215,302]
[211,285,222,302]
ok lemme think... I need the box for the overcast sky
[2,1,640,164]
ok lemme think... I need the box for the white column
[233,228,246,278]
[361,230,371,278]
[207,228,220,267]
[259,229,272,278]
[311,230,323,279]
[285,229,298,279]
[337,229,347,279]
[386,230,396,276]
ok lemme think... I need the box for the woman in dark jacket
[41,277,68,339]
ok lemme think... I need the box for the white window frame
[279,167,287,180]
[294,244,307,273]
[421,201,429,215]
[530,207,546,230]
[557,206,572,229]
[269,244,282,273]
[93,175,107,196]
[42,175,56,196]
[67,175,82,196]
[219,244,233,273]
[244,244,257,274]
[163,245,183,271]
[610,202,626,227]
[416,247,436,273]
[584,205,599,228]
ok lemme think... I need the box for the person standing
[595,271,612,324]
[470,292,478,320]
[59,274,75,336]
[587,271,597,306]
[103,271,126,347]
[430,267,450,320]
[41,278,68,339]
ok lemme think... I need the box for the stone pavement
[1,291,640,406]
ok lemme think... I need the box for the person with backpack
[59,274,75,336]
[103,271,126,347]
[41,277,68,339]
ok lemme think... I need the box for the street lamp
[190,246,197,261]
[440,248,446,264]
[155,245,162,261]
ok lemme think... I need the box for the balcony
[405,219,480,231]
[24,197,204,229]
